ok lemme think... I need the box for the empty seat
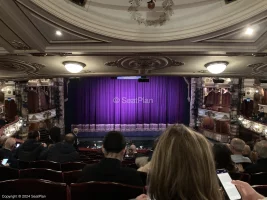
[63,170,82,185]
[251,172,267,185]
[30,160,61,171]
[61,162,86,172]
[0,179,68,200]
[253,185,267,197]
[70,181,144,200]
[19,168,63,183]
[0,167,19,181]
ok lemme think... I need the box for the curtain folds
[65,77,190,131]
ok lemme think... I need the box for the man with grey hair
[0,137,18,168]
[230,138,251,164]
[245,140,267,173]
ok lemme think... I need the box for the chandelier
[128,0,174,26]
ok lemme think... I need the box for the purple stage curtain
[66,77,190,127]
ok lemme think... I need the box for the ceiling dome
[32,0,267,42]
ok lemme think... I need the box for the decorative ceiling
[0,0,267,79]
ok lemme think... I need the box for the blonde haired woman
[137,124,222,200]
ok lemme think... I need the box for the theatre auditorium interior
[1,0,267,199]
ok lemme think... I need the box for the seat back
[19,168,63,183]
[18,160,30,169]
[63,170,82,185]
[61,162,86,172]
[0,167,19,181]
[30,160,61,171]
[251,172,267,185]
[0,179,68,200]
[253,185,267,197]
[229,172,251,183]
[137,171,147,186]
[70,181,144,200]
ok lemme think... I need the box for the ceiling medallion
[0,58,45,75]
[247,63,267,75]
[128,0,174,26]
[105,56,184,74]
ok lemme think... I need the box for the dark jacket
[14,139,47,162]
[46,142,79,163]
[245,158,267,173]
[39,128,51,144]
[77,158,144,186]
[0,148,18,168]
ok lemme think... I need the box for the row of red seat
[0,179,145,200]
[0,166,147,185]
[18,160,138,171]
[229,172,267,185]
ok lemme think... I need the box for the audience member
[39,122,51,144]
[127,144,137,157]
[245,140,267,173]
[135,156,149,168]
[243,144,251,158]
[147,137,159,161]
[72,128,79,149]
[137,124,222,200]
[0,115,7,128]
[0,137,18,168]
[15,131,47,161]
[78,131,143,186]
[232,180,265,200]
[46,134,79,163]
[230,138,251,166]
[49,123,61,144]
[0,136,7,148]
[213,143,238,172]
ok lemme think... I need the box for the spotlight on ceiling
[245,27,254,35]
[56,31,62,36]
[63,61,86,73]
[205,61,229,74]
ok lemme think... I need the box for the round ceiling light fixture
[63,61,86,73]
[204,61,229,74]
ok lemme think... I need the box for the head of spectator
[64,134,75,145]
[230,138,246,155]
[0,136,7,148]
[213,143,236,172]
[129,144,137,154]
[49,126,61,144]
[3,137,16,151]
[242,144,251,157]
[39,122,47,129]
[253,140,267,160]
[148,124,221,200]
[73,128,79,135]
[27,131,40,141]
[102,131,126,161]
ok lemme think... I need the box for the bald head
[65,134,75,145]
[130,144,137,153]
[4,137,16,150]
[254,140,267,159]
[230,138,246,154]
